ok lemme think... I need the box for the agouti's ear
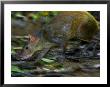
[28,34,38,43]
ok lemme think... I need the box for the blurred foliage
[11,65,23,72]
[11,11,60,24]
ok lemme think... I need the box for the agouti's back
[44,11,99,43]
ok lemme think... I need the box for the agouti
[19,11,99,61]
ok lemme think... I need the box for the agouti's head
[19,33,41,60]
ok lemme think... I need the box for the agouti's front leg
[56,43,67,63]
[33,46,53,63]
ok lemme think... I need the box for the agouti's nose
[17,51,31,60]
[19,54,32,60]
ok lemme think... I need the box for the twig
[11,61,27,65]
[11,36,29,39]
[12,47,22,50]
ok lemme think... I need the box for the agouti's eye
[25,46,28,49]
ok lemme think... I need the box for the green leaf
[41,58,54,63]
[11,65,23,73]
